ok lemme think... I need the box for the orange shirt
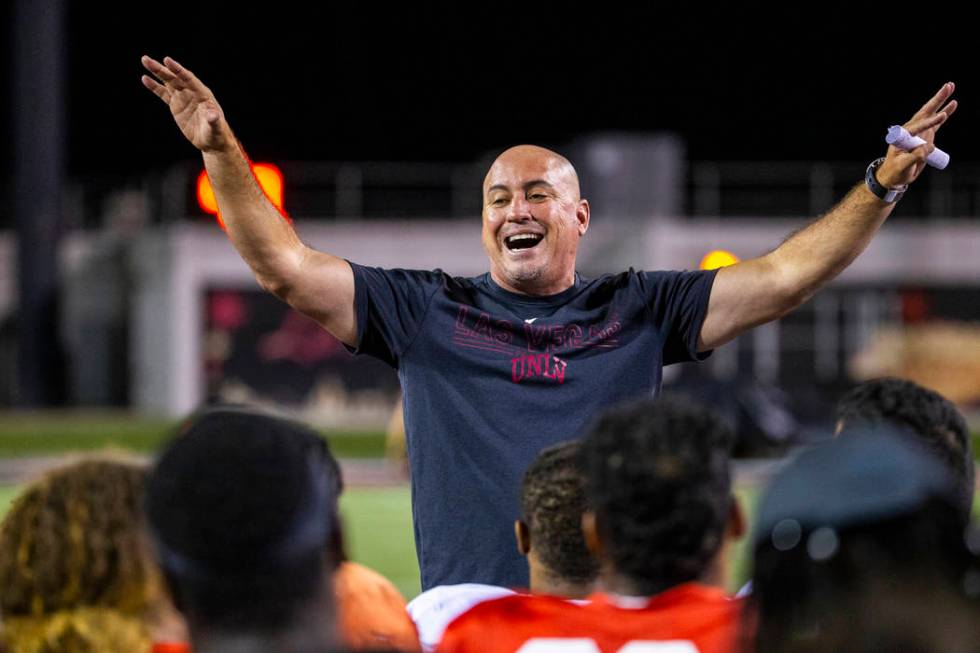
[335,561,421,652]
[439,583,743,653]
[151,644,190,653]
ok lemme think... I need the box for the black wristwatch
[865,157,907,204]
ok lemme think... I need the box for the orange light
[253,163,285,211]
[700,249,740,270]
[196,169,218,215]
[196,163,288,229]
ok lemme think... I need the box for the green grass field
[0,413,388,459]
[0,486,18,518]
[340,487,420,598]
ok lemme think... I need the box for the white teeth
[506,234,542,243]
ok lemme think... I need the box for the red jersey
[438,583,743,653]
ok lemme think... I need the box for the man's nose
[507,196,532,221]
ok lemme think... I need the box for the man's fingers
[142,55,180,85]
[913,81,955,119]
[905,110,947,137]
[163,56,201,88]
[141,75,171,104]
[140,54,163,72]
[942,98,958,119]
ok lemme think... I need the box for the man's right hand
[142,55,235,154]
[141,54,359,348]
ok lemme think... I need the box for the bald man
[141,55,957,589]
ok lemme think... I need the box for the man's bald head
[480,144,590,296]
[484,145,582,202]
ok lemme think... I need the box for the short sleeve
[636,268,718,365]
[348,263,444,368]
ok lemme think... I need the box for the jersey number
[516,639,699,653]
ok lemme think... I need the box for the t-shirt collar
[594,582,732,610]
[482,272,583,306]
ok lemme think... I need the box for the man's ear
[577,199,590,236]
[581,510,603,557]
[515,520,531,556]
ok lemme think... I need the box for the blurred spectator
[145,407,340,653]
[749,431,980,653]
[384,397,408,475]
[145,406,416,653]
[665,365,799,456]
[0,456,184,653]
[836,376,974,519]
[438,397,744,653]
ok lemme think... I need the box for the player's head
[0,456,166,652]
[836,377,973,519]
[482,145,590,295]
[577,396,739,596]
[516,440,598,596]
[750,430,978,653]
[144,406,340,645]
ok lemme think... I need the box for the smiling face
[482,145,590,296]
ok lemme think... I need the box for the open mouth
[504,233,544,251]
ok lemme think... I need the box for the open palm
[141,55,233,153]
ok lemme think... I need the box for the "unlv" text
[511,354,567,384]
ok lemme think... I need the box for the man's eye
[528,193,547,201]
[490,197,508,206]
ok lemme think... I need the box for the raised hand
[878,82,957,188]
[141,55,235,154]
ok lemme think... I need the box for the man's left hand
[876,82,957,188]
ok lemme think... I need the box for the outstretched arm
[141,55,357,346]
[698,82,957,351]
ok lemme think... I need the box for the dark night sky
[4,3,977,177]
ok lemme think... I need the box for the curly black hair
[520,440,598,585]
[577,396,734,595]
[837,377,974,519]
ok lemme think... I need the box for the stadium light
[196,163,288,229]
[699,249,740,270]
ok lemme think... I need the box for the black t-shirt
[348,264,717,590]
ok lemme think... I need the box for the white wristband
[885,125,950,170]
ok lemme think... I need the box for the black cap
[145,407,337,579]
[755,429,960,546]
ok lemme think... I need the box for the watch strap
[865,157,907,204]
